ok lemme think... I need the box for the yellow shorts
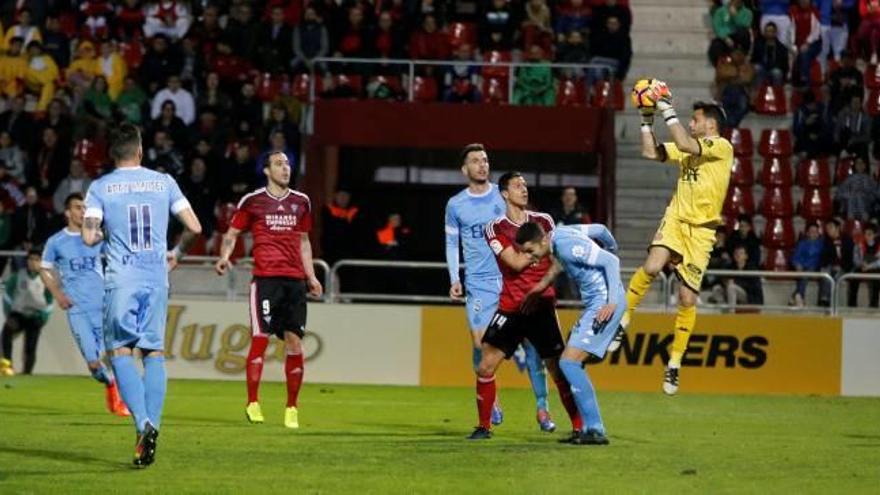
[649,214,717,292]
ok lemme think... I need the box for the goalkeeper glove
[651,81,678,124]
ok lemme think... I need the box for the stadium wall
[32,301,879,397]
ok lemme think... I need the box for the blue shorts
[67,308,104,363]
[568,290,627,359]
[464,277,501,333]
[103,285,168,351]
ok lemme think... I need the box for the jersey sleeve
[230,196,253,231]
[298,197,313,232]
[40,237,57,270]
[444,200,461,284]
[84,182,104,220]
[696,136,733,164]
[660,142,686,166]
[581,224,618,254]
[167,174,191,214]
[485,219,512,257]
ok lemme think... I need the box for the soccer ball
[631,78,658,109]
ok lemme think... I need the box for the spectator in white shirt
[150,75,195,125]
[52,159,92,214]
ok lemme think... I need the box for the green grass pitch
[1,376,878,494]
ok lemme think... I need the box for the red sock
[285,352,304,407]
[246,335,269,404]
[553,375,583,431]
[476,375,497,429]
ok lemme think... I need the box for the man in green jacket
[0,248,53,375]
[709,0,753,65]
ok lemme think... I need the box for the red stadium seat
[758,129,793,158]
[556,78,586,107]
[796,158,831,188]
[723,185,756,216]
[799,187,833,223]
[412,76,438,102]
[753,83,787,115]
[761,186,794,218]
[865,64,880,89]
[723,127,754,157]
[481,51,511,79]
[590,80,624,110]
[255,72,281,102]
[333,74,363,96]
[73,138,107,177]
[482,77,509,104]
[834,156,855,184]
[763,217,796,249]
[759,157,793,187]
[763,248,791,271]
[119,41,144,69]
[292,73,311,102]
[866,89,880,116]
[447,22,477,49]
[845,218,865,242]
[730,156,755,186]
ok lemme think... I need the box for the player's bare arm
[498,245,534,273]
[520,256,562,313]
[38,269,72,310]
[300,232,323,298]
[81,217,103,246]
[168,208,203,272]
[215,226,241,275]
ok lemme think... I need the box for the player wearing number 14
[83,123,203,467]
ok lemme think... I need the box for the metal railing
[682,269,837,315]
[309,56,608,106]
[835,273,880,314]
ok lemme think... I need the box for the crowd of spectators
[0,0,629,268]
[704,1,880,308]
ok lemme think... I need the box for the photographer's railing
[835,273,880,314]
[308,56,607,106]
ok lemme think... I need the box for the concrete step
[631,5,709,30]
[631,30,711,57]
[616,164,679,188]
[628,55,715,85]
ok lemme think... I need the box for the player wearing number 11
[83,123,203,467]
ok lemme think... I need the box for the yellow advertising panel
[421,307,842,395]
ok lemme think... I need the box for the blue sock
[471,347,482,373]
[90,364,112,385]
[524,342,549,411]
[559,358,604,434]
[143,355,167,430]
[111,355,149,432]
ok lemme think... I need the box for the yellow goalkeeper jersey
[661,135,733,227]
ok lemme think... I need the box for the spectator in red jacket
[410,14,450,60]
[335,6,374,59]
[790,0,821,87]
[858,0,880,63]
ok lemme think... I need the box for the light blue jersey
[41,229,105,363]
[445,184,506,331]
[552,224,626,359]
[41,229,104,313]
[85,167,190,351]
[84,167,189,290]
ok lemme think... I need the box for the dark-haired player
[630,85,734,394]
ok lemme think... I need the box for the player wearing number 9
[83,123,203,468]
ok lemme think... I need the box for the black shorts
[249,277,307,338]
[482,304,565,360]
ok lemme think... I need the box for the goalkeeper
[626,81,734,395]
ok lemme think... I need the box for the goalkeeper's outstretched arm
[640,113,662,161]
[654,82,701,155]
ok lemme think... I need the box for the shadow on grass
[0,444,127,472]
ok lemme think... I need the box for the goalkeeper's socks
[670,304,697,368]
[523,341,549,411]
[285,352,304,407]
[90,364,112,386]
[111,355,149,433]
[559,358,604,434]
[471,347,482,373]
[246,335,269,403]
[551,372,583,431]
[476,374,496,429]
[143,355,167,429]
